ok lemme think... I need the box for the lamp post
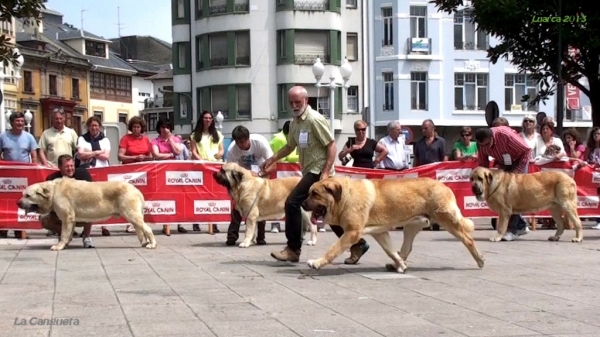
[312,57,353,136]
[24,109,33,132]
[4,109,12,130]
[0,48,25,133]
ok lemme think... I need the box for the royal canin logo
[2,179,11,184]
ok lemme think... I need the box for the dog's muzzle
[17,200,37,213]
[471,186,484,201]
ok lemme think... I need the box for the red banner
[1,160,598,230]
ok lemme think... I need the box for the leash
[241,182,266,227]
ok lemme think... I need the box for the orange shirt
[119,134,152,164]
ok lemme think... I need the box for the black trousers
[227,209,266,241]
[285,172,365,251]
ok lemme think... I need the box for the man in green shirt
[261,86,369,264]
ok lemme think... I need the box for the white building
[171,0,368,152]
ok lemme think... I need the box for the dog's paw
[239,241,251,248]
[385,263,405,274]
[548,235,560,242]
[306,240,315,246]
[571,237,582,243]
[142,242,149,247]
[476,256,485,269]
[50,244,64,251]
[145,243,157,249]
[489,235,502,242]
[307,259,322,270]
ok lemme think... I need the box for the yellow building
[15,20,91,137]
[1,17,19,116]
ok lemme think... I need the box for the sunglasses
[461,133,471,137]
[355,128,366,132]
[524,120,534,123]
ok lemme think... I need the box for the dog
[17,178,157,251]
[301,177,484,273]
[213,162,318,248]
[470,166,582,243]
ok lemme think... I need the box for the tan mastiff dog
[213,162,318,248]
[301,177,484,273]
[17,178,157,251]
[470,166,582,243]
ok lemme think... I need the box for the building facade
[141,69,174,135]
[1,16,19,116]
[171,0,368,152]
[368,0,592,144]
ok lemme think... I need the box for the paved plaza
[2,222,600,337]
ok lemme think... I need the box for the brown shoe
[271,246,300,263]
[344,242,370,265]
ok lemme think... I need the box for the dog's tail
[451,203,475,233]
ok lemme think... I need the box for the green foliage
[0,0,46,68]
[431,0,600,121]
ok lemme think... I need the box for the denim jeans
[506,163,529,234]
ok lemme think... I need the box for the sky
[46,0,172,43]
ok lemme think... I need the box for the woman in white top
[534,121,566,159]
[76,116,111,168]
[519,115,539,160]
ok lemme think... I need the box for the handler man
[40,154,95,248]
[261,86,369,264]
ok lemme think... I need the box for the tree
[0,0,46,68]
[432,0,600,126]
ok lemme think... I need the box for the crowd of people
[0,92,598,252]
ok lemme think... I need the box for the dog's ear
[231,171,244,185]
[485,172,493,185]
[36,186,51,199]
[324,181,342,202]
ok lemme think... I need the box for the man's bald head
[288,86,309,117]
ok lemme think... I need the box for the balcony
[209,4,227,15]
[406,38,431,55]
[144,96,173,109]
[294,0,328,11]
[294,54,329,65]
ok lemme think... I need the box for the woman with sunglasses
[453,126,477,160]
[338,120,388,168]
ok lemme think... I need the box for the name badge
[502,153,512,166]
[251,165,260,173]
[299,130,309,149]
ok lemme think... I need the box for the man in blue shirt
[0,111,38,239]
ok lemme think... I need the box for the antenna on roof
[117,6,124,37]
[80,9,85,30]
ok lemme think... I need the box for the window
[119,113,128,124]
[317,94,330,117]
[278,31,286,58]
[177,0,185,18]
[145,112,174,132]
[382,7,393,47]
[383,72,394,111]
[23,71,33,92]
[71,78,80,98]
[49,75,57,95]
[454,9,488,50]
[346,0,357,8]
[410,72,427,110]
[197,0,203,16]
[505,74,538,111]
[294,30,329,65]
[209,32,228,67]
[236,30,250,65]
[210,86,229,118]
[410,6,427,38]
[179,96,188,118]
[90,72,132,102]
[347,86,358,112]
[346,33,358,61]
[178,43,186,68]
[454,73,488,111]
[85,41,106,57]
[237,85,251,119]
[93,111,103,121]
[209,0,227,15]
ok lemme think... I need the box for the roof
[145,69,173,80]
[128,61,171,76]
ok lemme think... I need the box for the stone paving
[2,222,600,337]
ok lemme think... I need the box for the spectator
[270,120,299,164]
[0,111,38,239]
[151,118,186,235]
[583,128,600,230]
[76,116,110,168]
[534,121,566,159]
[519,115,539,161]
[453,126,477,161]
[339,119,388,169]
[562,128,585,161]
[189,111,224,233]
[117,116,153,234]
[413,119,447,167]
[38,108,78,167]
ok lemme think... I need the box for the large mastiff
[17,178,157,250]
[470,167,582,243]
[301,177,485,273]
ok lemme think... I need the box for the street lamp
[24,109,33,132]
[0,48,25,133]
[215,110,224,130]
[312,57,353,136]
[5,109,12,130]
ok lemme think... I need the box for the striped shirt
[477,126,532,172]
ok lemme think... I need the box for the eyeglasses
[355,128,366,132]
[523,120,534,124]
[461,133,471,137]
